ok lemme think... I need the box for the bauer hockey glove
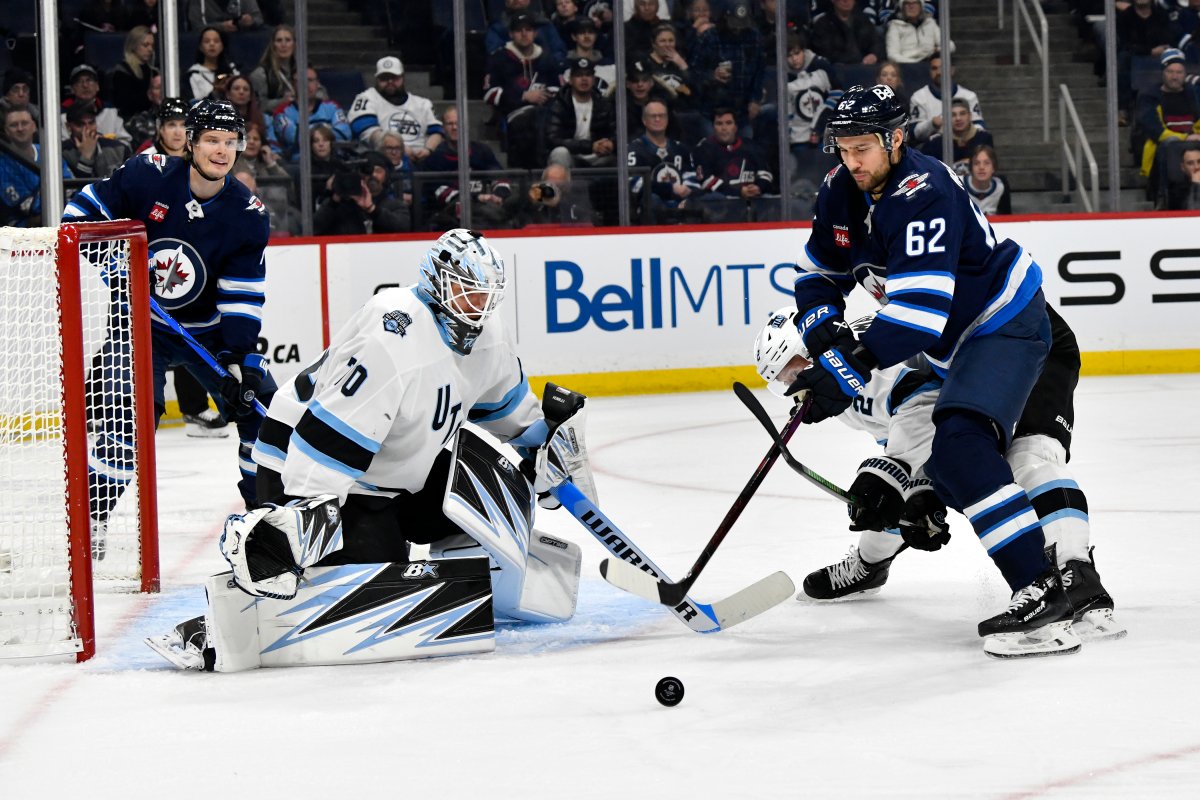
[786,344,876,423]
[218,351,267,419]
[796,304,857,357]
[899,482,951,552]
[847,456,911,532]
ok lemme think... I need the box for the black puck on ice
[655,676,684,707]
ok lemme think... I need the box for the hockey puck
[655,676,684,707]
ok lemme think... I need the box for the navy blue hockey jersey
[63,153,270,355]
[796,147,1042,373]
[627,135,700,200]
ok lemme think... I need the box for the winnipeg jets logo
[823,165,841,187]
[892,172,931,198]
[853,263,888,304]
[387,109,422,138]
[382,309,412,336]
[149,238,207,308]
[143,153,169,173]
[246,195,266,215]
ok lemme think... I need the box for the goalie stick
[147,296,267,418]
[597,388,807,608]
[551,481,795,633]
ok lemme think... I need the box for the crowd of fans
[5,1,1200,231]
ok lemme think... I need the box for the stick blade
[598,557,665,603]
[710,571,795,629]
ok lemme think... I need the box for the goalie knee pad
[219,495,345,599]
[1008,434,1090,564]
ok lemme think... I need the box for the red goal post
[0,221,159,663]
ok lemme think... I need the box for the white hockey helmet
[417,229,506,354]
[754,306,811,397]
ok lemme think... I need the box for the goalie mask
[754,306,811,398]
[417,228,507,355]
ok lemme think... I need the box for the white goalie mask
[417,229,506,354]
[754,306,811,398]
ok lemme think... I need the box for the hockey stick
[732,381,858,505]
[597,389,807,608]
[147,296,267,418]
[551,481,795,633]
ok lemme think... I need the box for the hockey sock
[964,483,1049,592]
[1009,435,1091,565]
[857,527,904,565]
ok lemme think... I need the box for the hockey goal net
[0,221,159,662]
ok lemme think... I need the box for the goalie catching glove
[219,495,345,599]
[529,383,598,510]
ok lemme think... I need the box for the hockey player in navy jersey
[785,84,1080,658]
[64,99,275,544]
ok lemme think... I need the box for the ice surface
[1,374,1197,798]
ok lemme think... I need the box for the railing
[1013,0,1050,142]
[1059,84,1100,212]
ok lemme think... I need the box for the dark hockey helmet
[185,99,246,151]
[822,84,908,155]
[157,97,189,123]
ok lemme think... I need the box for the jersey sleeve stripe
[876,301,947,336]
[884,272,955,297]
[218,276,266,294]
[469,379,534,423]
[216,305,264,321]
[349,114,379,137]
[306,400,382,454]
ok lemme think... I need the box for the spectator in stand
[1136,48,1200,191]
[962,143,1011,216]
[1167,144,1200,209]
[626,0,672,60]
[624,58,672,138]
[237,121,293,198]
[1173,0,1200,63]
[378,131,414,207]
[314,152,410,235]
[563,17,616,96]
[188,0,263,33]
[875,59,909,109]
[484,13,562,168]
[503,161,598,226]
[219,74,266,136]
[810,0,884,66]
[1,68,39,119]
[648,22,701,112]
[110,26,158,119]
[423,106,511,230]
[347,56,443,160]
[250,25,297,111]
[693,107,773,219]
[1,107,73,227]
[270,66,351,161]
[308,124,343,206]
[128,0,162,32]
[546,57,616,169]
[63,103,129,181]
[126,73,164,149]
[138,96,188,156]
[486,0,567,61]
[693,0,765,131]
[1116,0,1175,125]
[628,99,702,223]
[764,31,838,169]
[78,0,130,32]
[62,64,132,146]
[922,97,994,176]
[885,0,951,64]
[552,0,585,46]
[908,53,984,145]
[188,26,239,101]
[682,0,719,64]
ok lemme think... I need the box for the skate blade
[185,426,230,439]
[1074,608,1128,642]
[144,634,206,670]
[983,621,1082,659]
[796,586,883,603]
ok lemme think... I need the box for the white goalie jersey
[252,287,541,504]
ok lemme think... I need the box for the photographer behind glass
[504,162,597,227]
[314,150,411,235]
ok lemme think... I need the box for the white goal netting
[1,225,156,660]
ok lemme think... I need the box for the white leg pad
[501,531,581,624]
[205,573,263,673]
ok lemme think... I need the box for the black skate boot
[979,546,1081,659]
[1061,548,1127,642]
[184,408,230,438]
[144,615,216,671]
[800,547,896,601]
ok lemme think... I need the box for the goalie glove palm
[219,495,344,599]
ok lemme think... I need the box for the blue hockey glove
[786,345,875,423]
[218,351,266,419]
[796,304,856,357]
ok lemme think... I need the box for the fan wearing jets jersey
[787,83,1081,658]
[63,98,274,555]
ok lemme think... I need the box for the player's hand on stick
[218,351,267,419]
[785,345,874,423]
[899,486,951,551]
[847,457,909,532]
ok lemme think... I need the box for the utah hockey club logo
[149,201,169,222]
[149,237,207,308]
[382,309,412,336]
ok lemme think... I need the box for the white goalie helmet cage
[418,228,507,328]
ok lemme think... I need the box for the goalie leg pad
[1008,434,1091,565]
[495,531,582,624]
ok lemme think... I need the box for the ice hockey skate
[979,549,1081,659]
[799,547,895,601]
[1061,549,1127,642]
[144,615,213,671]
[183,408,229,438]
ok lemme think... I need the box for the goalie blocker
[146,425,582,671]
